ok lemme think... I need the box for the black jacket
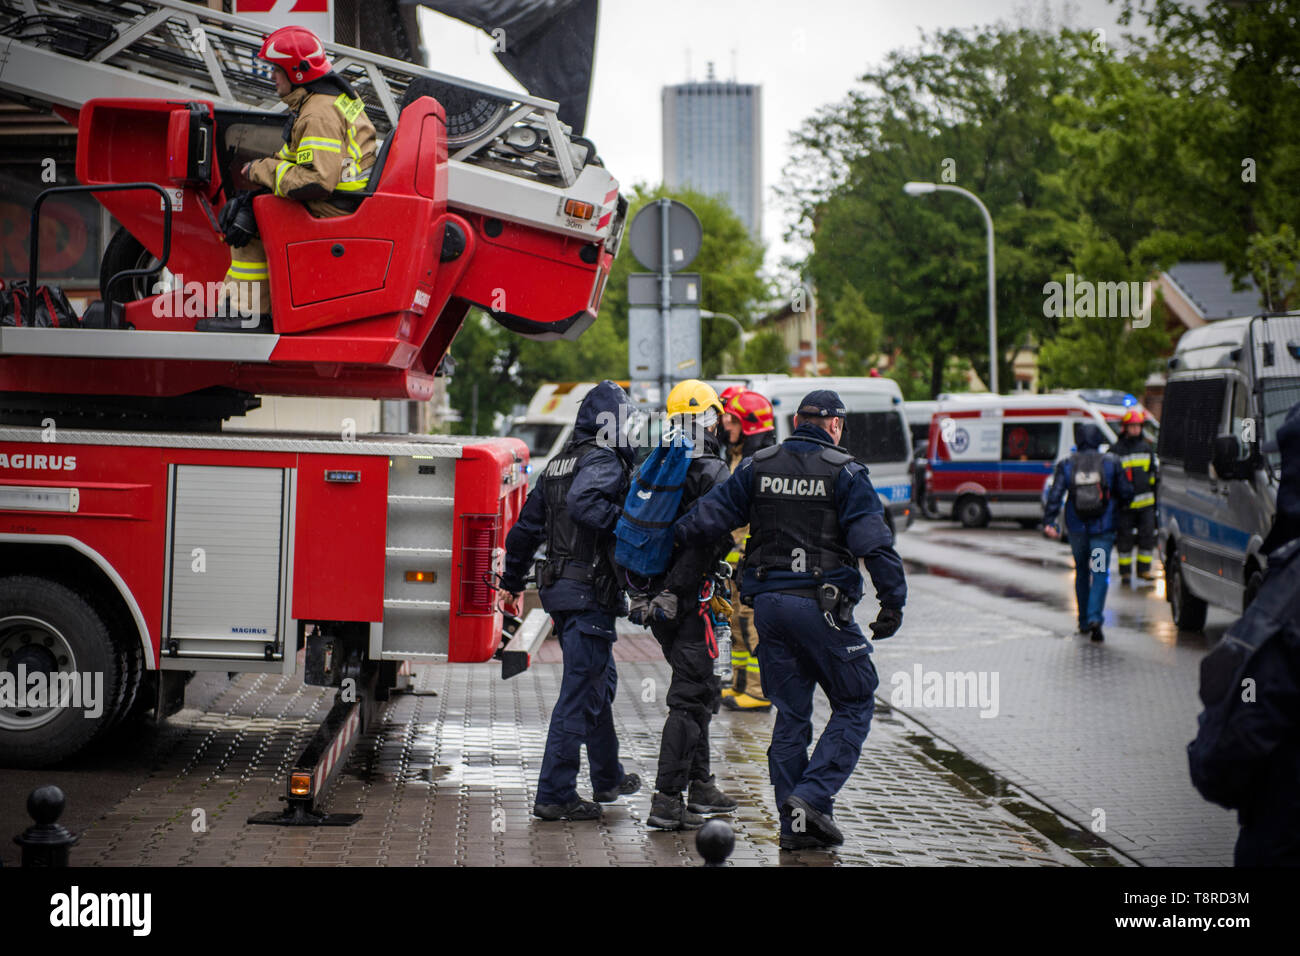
[1188,534,1300,865]
[660,428,734,604]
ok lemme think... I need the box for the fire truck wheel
[101,611,143,733]
[0,575,127,767]
[100,226,168,303]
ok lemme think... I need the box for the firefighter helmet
[259,26,332,85]
[666,379,723,420]
[724,389,775,436]
[1122,408,1147,425]
[718,385,745,407]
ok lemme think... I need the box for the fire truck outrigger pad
[0,0,627,406]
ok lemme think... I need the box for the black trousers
[1116,506,1157,556]
[650,608,719,794]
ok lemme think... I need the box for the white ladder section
[0,0,621,242]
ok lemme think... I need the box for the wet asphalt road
[880,518,1239,865]
[0,518,1239,866]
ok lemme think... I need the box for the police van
[1157,313,1300,628]
[926,394,1117,528]
[716,375,914,536]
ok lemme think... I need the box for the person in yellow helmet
[630,379,740,830]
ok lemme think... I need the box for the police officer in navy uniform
[498,381,642,821]
[673,389,907,850]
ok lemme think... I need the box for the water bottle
[713,618,733,684]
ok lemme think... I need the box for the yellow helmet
[666,379,723,419]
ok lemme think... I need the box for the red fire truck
[0,1,620,822]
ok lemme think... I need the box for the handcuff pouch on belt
[817,582,855,629]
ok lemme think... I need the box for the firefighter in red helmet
[719,388,777,711]
[205,25,377,331]
[1113,407,1159,584]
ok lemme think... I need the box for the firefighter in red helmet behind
[205,25,377,331]
[1113,407,1159,584]
[719,388,777,712]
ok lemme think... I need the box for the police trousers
[536,610,626,805]
[753,591,879,823]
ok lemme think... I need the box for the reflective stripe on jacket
[249,86,377,204]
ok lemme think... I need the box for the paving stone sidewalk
[66,651,1104,867]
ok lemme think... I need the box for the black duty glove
[870,606,903,640]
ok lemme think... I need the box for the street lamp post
[903,182,998,394]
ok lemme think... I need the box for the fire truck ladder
[0,0,618,240]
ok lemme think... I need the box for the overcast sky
[417,0,1141,276]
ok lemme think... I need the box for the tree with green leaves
[783,26,1098,397]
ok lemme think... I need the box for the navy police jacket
[673,423,906,609]
[500,381,635,625]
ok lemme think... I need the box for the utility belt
[536,557,619,606]
[778,582,856,630]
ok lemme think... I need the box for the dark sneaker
[1089,623,1105,642]
[687,776,738,814]
[647,791,705,831]
[195,314,273,333]
[593,772,642,803]
[533,798,601,821]
[783,795,844,846]
[779,831,837,851]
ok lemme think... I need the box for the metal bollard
[696,818,735,867]
[14,785,79,867]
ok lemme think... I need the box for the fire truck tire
[100,226,165,303]
[103,615,144,732]
[0,575,127,767]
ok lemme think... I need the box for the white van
[926,393,1116,527]
[716,375,914,535]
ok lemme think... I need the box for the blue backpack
[615,431,693,580]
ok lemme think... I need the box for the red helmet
[724,389,775,436]
[1122,408,1146,425]
[259,26,331,85]
[718,385,745,407]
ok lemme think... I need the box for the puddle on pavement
[896,722,1127,867]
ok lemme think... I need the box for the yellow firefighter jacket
[247,84,377,218]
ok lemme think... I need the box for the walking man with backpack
[497,381,643,821]
[1042,424,1133,641]
[616,379,740,830]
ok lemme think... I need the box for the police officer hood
[1076,424,1106,452]
[573,380,638,466]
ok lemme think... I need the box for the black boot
[783,795,844,846]
[533,798,601,821]
[593,772,642,803]
[647,791,704,831]
[687,776,738,814]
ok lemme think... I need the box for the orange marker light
[564,199,595,219]
[405,571,437,583]
[289,773,312,797]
